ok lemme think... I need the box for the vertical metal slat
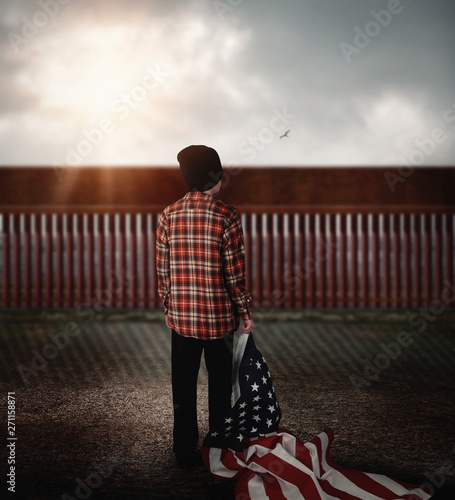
[403,214,411,308]
[288,213,296,308]
[423,214,432,304]
[119,213,127,308]
[392,214,401,307]
[382,214,390,307]
[434,213,443,298]
[255,214,263,307]
[76,214,85,305]
[297,214,306,308]
[318,214,326,307]
[339,214,347,308]
[276,214,284,308]
[361,214,369,307]
[24,214,32,308]
[307,214,316,308]
[371,214,380,308]
[151,213,159,308]
[12,214,20,307]
[44,214,53,307]
[87,214,95,305]
[34,214,42,308]
[97,214,106,305]
[130,213,138,308]
[350,214,358,308]
[328,214,337,307]
[108,214,116,308]
[140,214,149,308]
[265,214,274,306]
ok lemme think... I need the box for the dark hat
[177,145,224,192]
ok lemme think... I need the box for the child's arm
[156,212,170,314]
[221,213,254,331]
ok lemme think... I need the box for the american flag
[201,333,433,500]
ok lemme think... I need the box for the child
[156,145,254,467]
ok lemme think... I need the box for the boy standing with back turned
[156,145,254,467]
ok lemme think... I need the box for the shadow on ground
[1,309,454,499]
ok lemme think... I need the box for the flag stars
[208,340,283,450]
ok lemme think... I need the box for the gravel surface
[1,310,454,499]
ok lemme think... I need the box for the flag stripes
[202,333,432,500]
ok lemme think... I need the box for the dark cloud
[0,0,454,165]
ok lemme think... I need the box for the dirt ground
[0,308,454,499]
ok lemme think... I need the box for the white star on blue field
[204,335,281,452]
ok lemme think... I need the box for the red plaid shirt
[156,191,253,339]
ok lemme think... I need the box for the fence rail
[1,167,454,309]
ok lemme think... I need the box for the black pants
[171,329,234,458]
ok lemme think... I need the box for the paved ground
[0,309,454,499]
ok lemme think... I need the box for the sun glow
[8,14,251,164]
[23,25,165,118]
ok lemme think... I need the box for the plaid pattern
[156,191,253,340]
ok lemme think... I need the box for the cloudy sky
[1,0,454,167]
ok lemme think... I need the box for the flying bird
[279,129,291,139]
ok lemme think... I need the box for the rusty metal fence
[1,167,454,309]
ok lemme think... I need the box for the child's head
[177,145,224,192]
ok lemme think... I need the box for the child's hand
[241,318,255,334]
